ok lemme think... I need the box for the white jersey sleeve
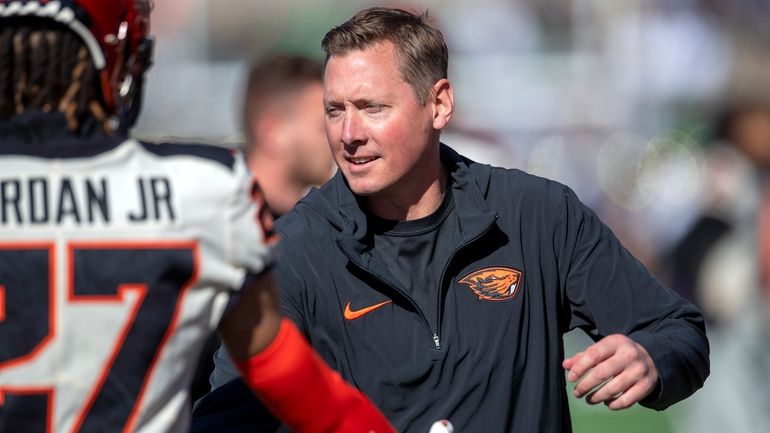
[227,152,277,278]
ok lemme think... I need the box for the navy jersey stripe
[0,137,236,171]
[0,136,126,159]
[138,142,235,171]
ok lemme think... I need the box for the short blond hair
[321,7,448,105]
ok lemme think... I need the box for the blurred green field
[570,392,677,433]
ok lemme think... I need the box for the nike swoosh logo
[343,300,392,320]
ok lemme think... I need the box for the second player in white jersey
[0,2,396,432]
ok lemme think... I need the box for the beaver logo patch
[458,267,523,302]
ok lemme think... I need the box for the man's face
[323,41,439,198]
[287,82,335,186]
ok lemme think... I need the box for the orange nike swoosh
[343,300,392,320]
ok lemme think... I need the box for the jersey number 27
[0,241,199,433]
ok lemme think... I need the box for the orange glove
[235,318,396,433]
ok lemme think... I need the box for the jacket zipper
[348,259,439,348]
[434,215,497,351]
[346,215,497,351]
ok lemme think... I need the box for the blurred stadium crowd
[134,1,770,432]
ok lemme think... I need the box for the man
[679,143,770,433]
[0,1,394,432]
[667,102,770,324]
[189,53,334,403]
[207,7,709,433]
[240,54,335,216]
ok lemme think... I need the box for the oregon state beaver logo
[458,267,523,302]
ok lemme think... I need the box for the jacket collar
[307,143,498,263]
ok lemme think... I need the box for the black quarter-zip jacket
[273,145,709,433]
[197,144,709,433]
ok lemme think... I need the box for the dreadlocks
[0,18,110,133]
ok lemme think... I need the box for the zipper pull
[433,333,440,349]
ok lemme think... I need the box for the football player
[0,1,394,432]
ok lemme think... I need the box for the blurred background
[136,1,770,432]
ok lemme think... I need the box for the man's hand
[562,334,659,410]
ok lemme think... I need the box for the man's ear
[431,78,454,130]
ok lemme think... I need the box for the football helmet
[0,0,154,128]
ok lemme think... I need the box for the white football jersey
[0,137,274,433]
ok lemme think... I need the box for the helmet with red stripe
[0,0,154,128]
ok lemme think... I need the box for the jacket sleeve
[554,185,709,410]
